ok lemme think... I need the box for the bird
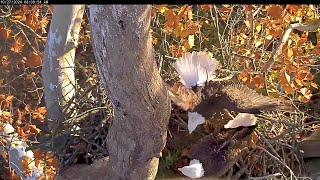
[168,51,288,132]
[187,125,257,177]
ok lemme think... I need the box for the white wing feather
[178,159,205,179]
[224,113,257,129]
[188,112,205,133]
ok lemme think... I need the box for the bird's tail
[174,51,219,89]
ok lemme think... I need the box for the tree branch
[263,19,320,74]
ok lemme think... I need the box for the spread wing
[168,81,201,111]
[220,84,280,113]
[192,82,285,119]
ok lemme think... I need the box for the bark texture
[41,5,85,131]
[89,5,171,179]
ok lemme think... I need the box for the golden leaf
[188,35,195,48]
[154,5,168,13]
[287,48,293,59]
[255,25,262,33]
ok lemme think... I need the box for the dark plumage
[169,80,285,120]
[188,126,256,177]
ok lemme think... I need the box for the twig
[210,73,234,82]
[211,6,226,61]
[248,173,282,180]
[263,19,320,73]
[231,52,256,61]
[253,145,297,180]
[253,5,263,17]
[8,19,46,39]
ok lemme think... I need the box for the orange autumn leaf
[152,36,158,45]
[181,39,191,50]
[0,27,12,40]
[299,87,312,102]
[11,14,26,21]
[25,104,32,112]
[16,126,27,138]
[32,106,46,122]
[9,170,20,180]
[239,69,251,85]
[286,5,301,14]
[1,152,8,160]
[220,5,233,14]
[16,109,23,125]
[278,71,294,94]
[245,5,256,11]
[21,156,33,171]
[170,45,187,57]
[32,149,43,160]
[251,75,264,89]
[266,5,284,20]
[297,33,308,46]
[43,166,57,179]
[26,14,41,31]
[250,131,259,145]
[0,94,14,108]
[11,36,25,53]
[164,9,178,29]
[199,4,213,11]
[268,28,284,38]
[0,138,8,146]
[298,95,310,103]
[45,152,58,168]
[22,124,41,135]
[286,63,298,73]
[26,51,43,68]
[310,82,318,89]
[47,157,58,169]
[1,55,10,68]
[40,16,50,34]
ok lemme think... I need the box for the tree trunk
[41,5,85,131]
[89,5,171,179]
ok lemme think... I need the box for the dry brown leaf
[266,5,284,20]
[26,51,43,68]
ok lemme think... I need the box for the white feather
[188,112,205,133]
[174,51,219,88]
[178,159,204,179]
[224,113,257,129]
